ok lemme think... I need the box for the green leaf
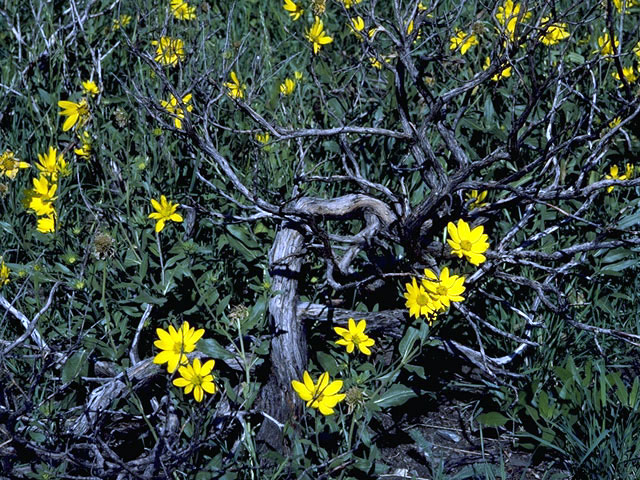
[62,349,89,383]
[374,385,416,408]
[316,351,337,375]
[199,338,235,361]
[476,412,509,427]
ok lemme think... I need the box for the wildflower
[37,212,56,234]
[421,267,466,311]
[58,98,89,132]
[334,318,375,355]
[312,0,327,15]
[149,195,183,232]
[404,277,437,321]
[291,371,346,415]
[626,163,635,178]
[449,29,479,55]
[344,386,366,413]
[24,175,57,216]
[81,80,99,96]
[342,0,362,7]
[609,117,622,129]
[35,146,68,181]
[255,132,270,144]
[598,33,619,57]
[634,41,640,59]
[74,131,92,157]
[112,14,132,30]
[604,164,628,193]
[0,150,29,180]
[483,56,512,81]
[161,93,193,129]
[418,2,428,10]
[539,16,569,45]
[93,232,116,260]
[171,0,196,20]
[612,0,639,13]
[294,71,303,80]
[447,219,490,266]
[173,358,216,402]
[466,190,488,209]
[0,258,9,286]
[612,66,637,87]
[369,57,383,69]
[306,16,333,54]
[152,37,185,66]
[283,0,304,21]
[349,16,365,39]
[153,321,205,373]
[280,78,296,95]
[495,0,530,41]
[224,71,246,100]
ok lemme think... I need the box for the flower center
[460,240,473,251]
[172,341,184,354]
[417,292,431,306]
[436,285,448,296]
[192,374,203,387]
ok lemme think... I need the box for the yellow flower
[449,29,479,55]
[466,190,488,209]
[25,175,57,216]
[626,163,634,178]
[153,321,205,373]
[418,2,428,10]
[291,371,346,416]
[161,93,193,129]
[173,358,216,402]
[280,78,296,95]
[369,56,383,69]
[58,98,89,132]
[81,80,99,96]
[421,267,466,311]
[224,71,246,100]
[255,132,270,144]
[447,219,490,266]
[306,16,333,54]
[612,0,639,13]
[539,16,569,46]
[35,146,68,181]
[0,258,10,286]
[334,318,375,355]
[349,16,365,39]
[0,150,29,180]
[148,195,183,233]
[112,14,132,30]
[609,116,622,129]
[74,131,92,157]
[283,0,304,21]
[605,164,626,192]
[598,33,619,57]
[612,66,637,87]
[404,277,437,322]
[171,0,196,20]
[152,37,185,66]
[294,71,303,80]
[342,0,362,7]
[495,0,530,41]
[37,212,56,234]
[634,41,640,59]
[483,56,512,81]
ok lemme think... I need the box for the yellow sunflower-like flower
[280,78,296,96]
[255,132,270,144]
[170,0,196,20]
[495,0,530,42]
[306,16,333,54]
[283,0,304,21]
[605,164,628,193]
[334,318,375,355]
[349,16,365,39]
[161,93,193,129]
[224,71,246,100]
[449,29,479,55]
[447,219,490,266]
[153,321,205,373]
[37,212,56,234]
[598,33,619,57]
[81,80,100,96]
[539,16,569,46]
[466,190,488,209]
[421,267,466,311]
[0,258,10,286]
[342,0,362,7]
[74,131,92,157]
[35,146,68,181]
[612,66,637,87]
[112,14,132,30]
[148,195,183,233]
[404,277,437,322]
[483,56,512,81]
[0,150,29,180]
[291,371,346,415]
[24,175,57,216]
[152,36,185,66]
[173,358,216,402]
[58,98,90,132]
